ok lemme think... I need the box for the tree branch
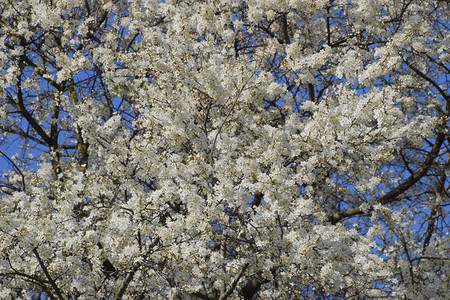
[403,58,449,102]
[239,271,268,300]
[279,13,290,44]
[0,150,26,190]
[329,125,446,224]
[219,263,248,300]
[423,152,449,250]
[32,248,65,300]
[9,72,56,148]
[113,237,160,300]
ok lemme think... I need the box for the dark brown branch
[1,271,57,300]
[240,274,267,300]
[326,6,331,46]
[9,68,57,148]
[4,40,39,69]
[403,58,449,102]
[0,123,48,146]
[379,128,446,205]
[423,153,449,250]
[191,292,212,300]
[383,214,416,283]
[113,264,140,300]
[219,263,249,300]
[0,150,26,190]
[279,13,290,44]
[256,22,284,44]
[3,255,54,293]
[50,98,61,146]
[11,96,55,147]
[308,83,315,102]
[32,248,65,300]
[113,237,160,300]
[423,204,441,250]
[328,126,446,224]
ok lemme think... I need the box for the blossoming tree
[0,0,448,299]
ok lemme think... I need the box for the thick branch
[240,275,266,300]
[114,264,140,300]
[279,13,290,44]
[403,58,449,102]
[1,271,57,300]
[219,263,248,300]
[113,237,160,300]
[0,123,48,145]
[328,207,365,224]
[328,126,446,224]
[9,74,56,148]
[32,248,65,300]
[191,292,212,300]
[423,153,449,250]
[308,83,315,102]
[379,128,446,205]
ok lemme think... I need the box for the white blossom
[0,0,448,299]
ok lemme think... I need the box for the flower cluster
[0,0,448,299]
